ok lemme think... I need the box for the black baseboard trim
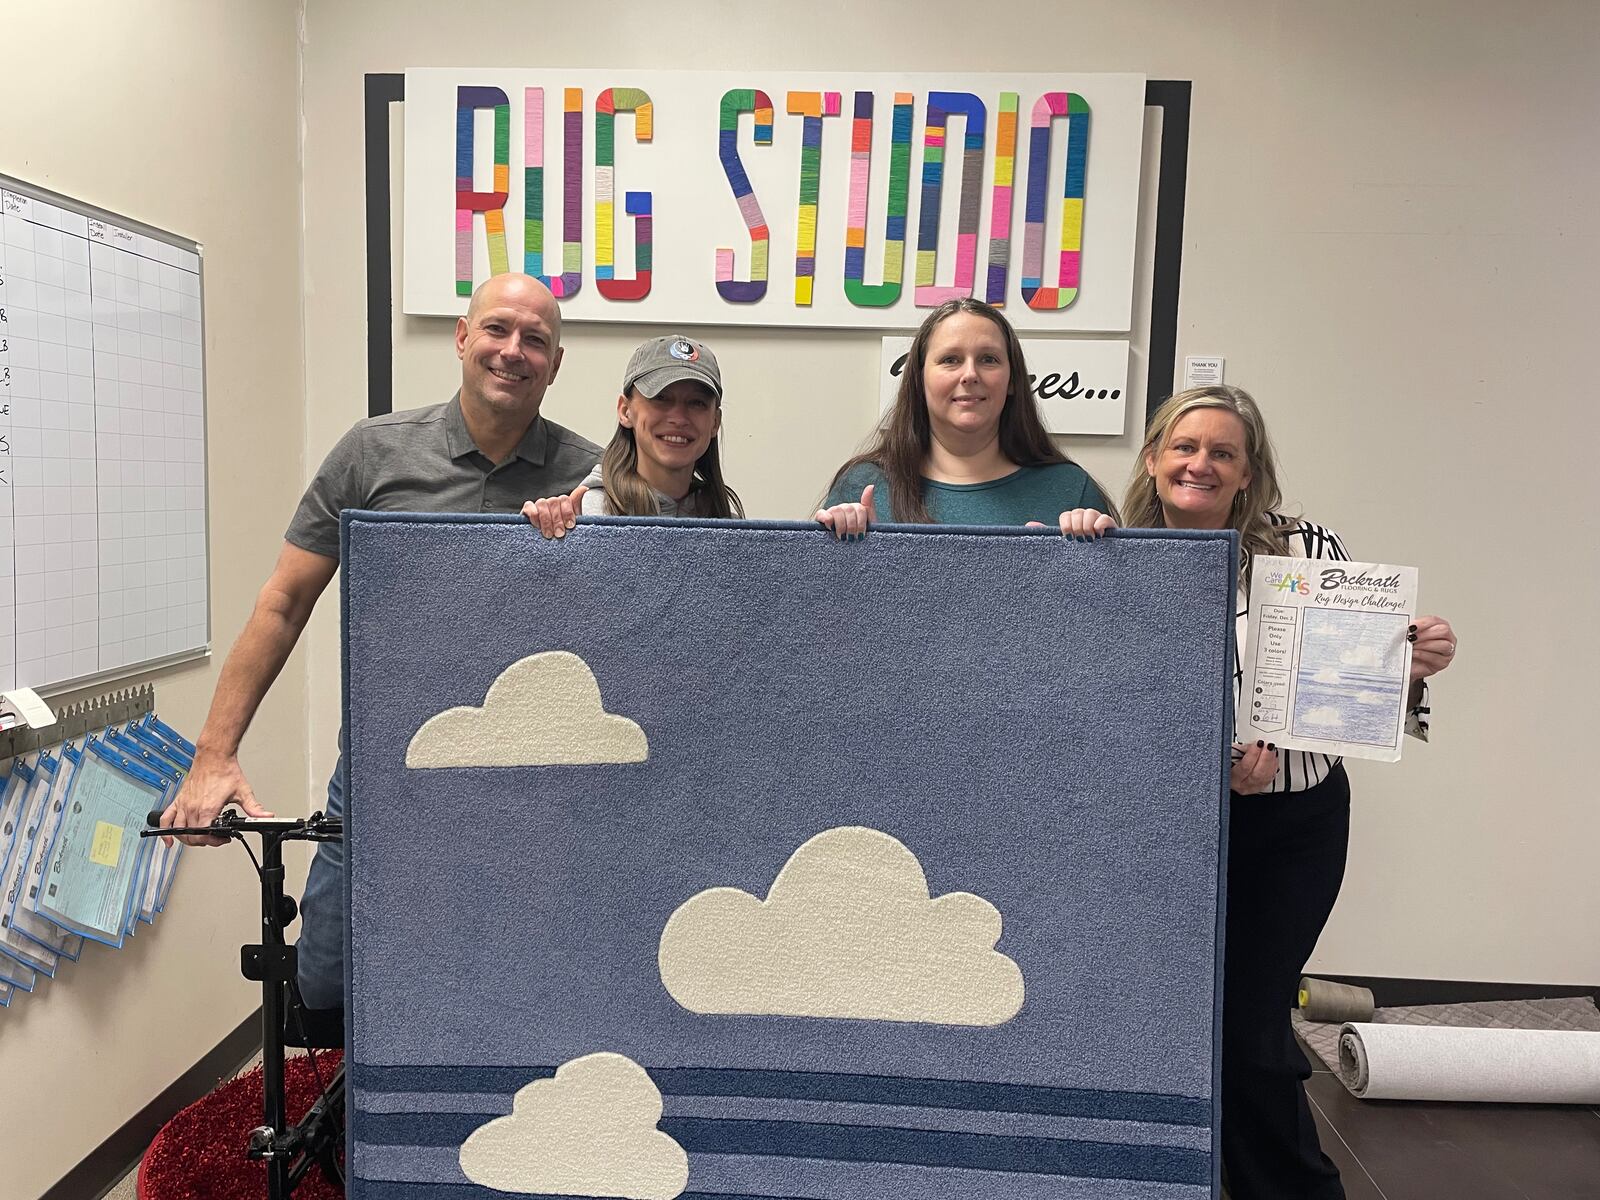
[1306,975,1598,1008]
[43,1007,263,1200]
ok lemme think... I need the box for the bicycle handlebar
[142,809,343,841]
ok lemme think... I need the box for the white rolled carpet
[1336,1022,1600,1103]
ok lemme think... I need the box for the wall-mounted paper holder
[0,687,56,734]
[0,684,156,763]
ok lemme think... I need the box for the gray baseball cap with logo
[622,335,722,401]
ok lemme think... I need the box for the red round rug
[138,1051,345,1199]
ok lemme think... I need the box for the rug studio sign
[404,69,1146,332]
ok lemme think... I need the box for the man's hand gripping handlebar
[142,809,344,843]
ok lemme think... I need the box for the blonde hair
[1121,385,1287,574]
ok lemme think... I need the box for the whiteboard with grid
[0,175,207,694]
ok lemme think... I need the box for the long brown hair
[599,404,744,519]
[1121,385,1287,576]
[828,298,1106,523]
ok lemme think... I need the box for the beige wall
[0,2,308,1195]
[300,0,1598,988]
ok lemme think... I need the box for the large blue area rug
[341,514,1236,1200]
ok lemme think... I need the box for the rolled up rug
[1337,1022,1600,1103]
[1298,975,1376,1023]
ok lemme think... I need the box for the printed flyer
[1239,557,1418,762]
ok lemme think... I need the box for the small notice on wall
[1183,356,1224,389]
[1238,556,1417,762]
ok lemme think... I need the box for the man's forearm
[195,544,337,760]
[195,599,310,758]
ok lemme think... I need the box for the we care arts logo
[879,335,1130,435]
[1265,569,1312,596]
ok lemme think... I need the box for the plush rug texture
[138,1052,344,1199]
[341,515,1237,1200]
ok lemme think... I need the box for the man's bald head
[465,273,563,345]
[456,273,566,434]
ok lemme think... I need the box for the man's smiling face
[455,274,564,426]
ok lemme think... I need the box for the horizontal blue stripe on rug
[352,1090,1212,1149]
[350,1154,1213,1200]
[353,1114,1207,1183]
[347,1065,1210,1125]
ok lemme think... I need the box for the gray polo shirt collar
[443,392,550,466]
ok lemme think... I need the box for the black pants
[1221,764,1350,1200]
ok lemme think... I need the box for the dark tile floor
[1299,1032,1600,1199]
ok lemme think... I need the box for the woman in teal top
[817,298,1112,535]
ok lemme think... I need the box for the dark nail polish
[1256,740,1264,748]
[1267,743,1276,751]
[1408,624,1417,633]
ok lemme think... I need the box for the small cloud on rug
[658,825,1024,1026]
[458,1052,688,1199]
[406,651,648,768]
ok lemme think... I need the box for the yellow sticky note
[90,821,123,867]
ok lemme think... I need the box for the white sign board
[879,337,1129,435]
[404,69,1147,331]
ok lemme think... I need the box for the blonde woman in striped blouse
[1060,385,1456,1200]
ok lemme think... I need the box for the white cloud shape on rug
[458,1052,688,1198]
[658,825,1024,1026]
[406,651,648,768]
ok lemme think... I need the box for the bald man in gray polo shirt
[161,273,599,1012]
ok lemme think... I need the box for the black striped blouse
[1235,514,1430,794]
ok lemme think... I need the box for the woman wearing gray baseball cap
[525,334,743,535]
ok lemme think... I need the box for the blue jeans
[294,757,345,1011]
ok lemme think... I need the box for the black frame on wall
[362,74,1190,426]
